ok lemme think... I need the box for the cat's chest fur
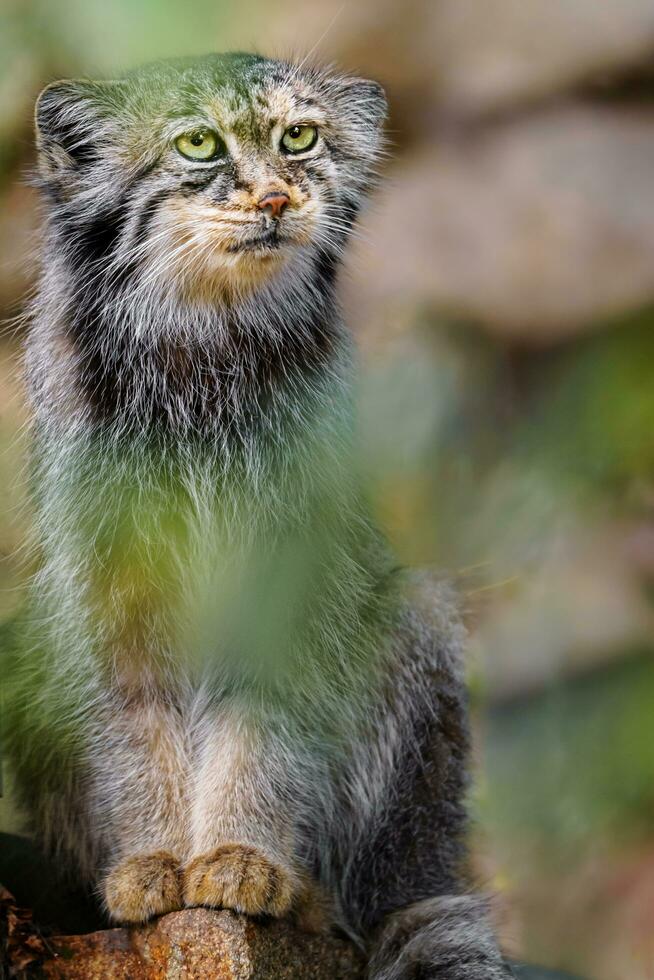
[30,325,367,700]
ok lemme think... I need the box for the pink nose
[258,191,290,219]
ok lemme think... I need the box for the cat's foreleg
[182,708,305,918]
[96,699,191,923]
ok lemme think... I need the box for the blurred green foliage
[483,652,654,854]
[2,0,248,77]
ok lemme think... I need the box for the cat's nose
[257,191,290,219]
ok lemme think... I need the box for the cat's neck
[29,244,350,452]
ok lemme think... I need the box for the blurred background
[1,1,654,977]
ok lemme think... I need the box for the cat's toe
[103,851,182,923]
[183,842,294,916]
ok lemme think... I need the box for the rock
[344,105,654,342]
[277,0,654,119]
[7,903,365,980]
[422,0,654,116]
[2,890,579,979]
[471,521,654,701]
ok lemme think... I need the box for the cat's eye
[281,125,318,154]
[175,129,223,162]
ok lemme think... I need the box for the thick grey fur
[4,52,512,978]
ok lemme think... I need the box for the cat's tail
[367,894,513,980]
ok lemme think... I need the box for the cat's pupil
[289,127,301,139]
[191,133,204,146]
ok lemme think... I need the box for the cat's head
[35,53,387,306]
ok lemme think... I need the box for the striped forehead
[204,80,326,146]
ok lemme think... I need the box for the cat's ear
[334,76,388,130]
[348,78,388,129]
[35,79,123,176]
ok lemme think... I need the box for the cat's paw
[183,843,295,916]
[103,851,182,923]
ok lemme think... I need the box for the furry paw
[103,851,182,923]
[183,843,295,916]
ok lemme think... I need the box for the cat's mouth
[227,228,288,255]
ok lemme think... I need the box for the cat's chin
[177,242,293,304]
[221,240,291,270]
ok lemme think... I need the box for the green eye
[281,125,318,154]
[175,129,222,161]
